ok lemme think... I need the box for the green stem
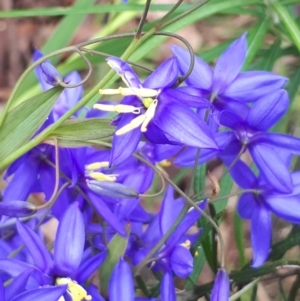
[229,278,260,301]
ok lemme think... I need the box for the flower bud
[210,269,230,301]
[87,180,139,199]
[0,201,36,217]
[109,258,134,301]
[40,61,63,86]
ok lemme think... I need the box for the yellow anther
[85,162,110,171]
[141,99,158,132]
[94,103,140,114]
[56,278,92,301]
[195,251,199,257]
[142,97,154,109]
[181,240,191,249]
[116,114,146,135]
[99,88,121,95]
[89,172,116,182]
[159,160,171,167]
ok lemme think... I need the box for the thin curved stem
[57,47,93,89]
[80,48,154,72]
[133,152,226,269]
[135,0,152,39]
[155,0,184,30]
[139,172,165,198]
[36,138,60,210]
[154,31,195,83]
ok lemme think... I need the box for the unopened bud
[40,61,63,86]
[87,180,138,199]
[0,201,37,217]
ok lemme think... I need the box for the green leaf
[0,87,63,162]
[260,39,281,71]
[185,246,206,290]
[42,0,97,64]
[212,172,233,215]
[193,164,206,195]
[100,229,130,295]
[244,19,270,70]
[272,1,300,52]
[269,226,300,261]
[51,118,115,141]
[0,4,195,18]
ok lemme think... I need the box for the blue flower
[210,269,230,301]
[175,89,300,194]
[172,33,287,131]
[94,57,218,166]
[229,160,300,267]
[132,187,205,278]
[33,49,84,120]
[109,258,134,301]
[1,202,106,301]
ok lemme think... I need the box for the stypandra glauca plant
[1,0,300,300]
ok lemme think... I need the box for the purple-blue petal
[5,269,33,301]
[87,284,106,301]
[251,203,271,267]
[160,271,176,301]
[164,88,211,108]
[223,71,288,103]
[222,158,256,189]
[254,133,300,156]
[106,57,141,88]
[109,258,134,301]
[170,245,193,278]
[3,160,39,202]
[88,192,126,236]
[110,113,142,166]
[33,49,54,91]
[54,202,85,276]
[171,45,213,91]
[11,285,67,301]
[159,187,185,235]
[16,220,53,273]
[246,90,289,131]
[143,57,178,89]
[154,95,218,149]
[210,269,230,301]
[265,195,300,224]
[73,249,107,283]
[212,33,247,94]
[237,193,257,219]
[249,143,293,194]
[219,111,244,129]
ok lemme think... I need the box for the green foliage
[0,87,62,162]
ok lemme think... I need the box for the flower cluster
[1,33,298,300]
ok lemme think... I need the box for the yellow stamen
[89,172,116,182]
[56,278,92,301]
[85,162,109,170]
[116,114,146,135]
[181,240,191,249]
[195,250,199,257]
[159,160,171,167]
[93,103,140,114]
[141,99,158,132]
[118,87,158,98]
[99,88,121,95]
